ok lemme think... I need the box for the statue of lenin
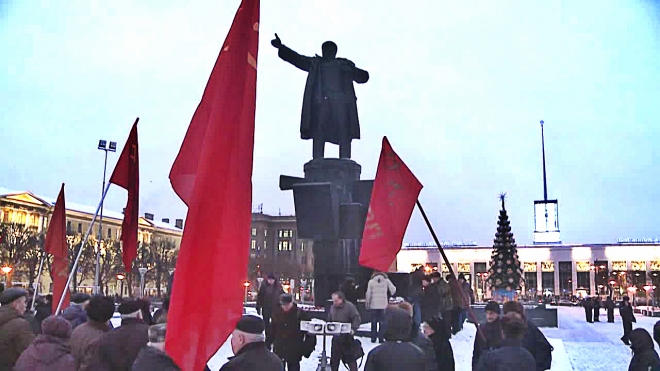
[271,34,369,159]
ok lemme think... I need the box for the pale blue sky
[1,0,659,245]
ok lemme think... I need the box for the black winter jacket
[409,324,437,371]
[132,346,181,371]
[472,319,503,370]
[365,308,426,371]
[628,328,660,371]
[219,341,283,371]
[522,320,553,371]
[271,304,304,361]
[475,338,536,371]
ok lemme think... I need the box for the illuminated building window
[300,242,305,251]
[278,241,292,251]
[251,228,257,236]
[264,240,267,250]
[251,240,257,250]
[278,230,293,238]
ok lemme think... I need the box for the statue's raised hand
[271,33,282,49]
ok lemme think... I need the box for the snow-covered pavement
[206,307,660,370]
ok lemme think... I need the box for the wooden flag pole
[55,182,112,314]
[415,200,485,341]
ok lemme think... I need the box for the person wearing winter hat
[271,293,304,371]
[475,312,536,371]
[256,274,283,348]
[472,301,503,369]
[61,292,91,329]
[132,323,181,371]
[423,314,455,371]
[365,307,426,370]
[503,300,553,371]
[220,315,283,371]
[628,328,660,371]
[620,296,636,345]
[390,301,437,371]
[14,315,75,371]
[83,300,149,371]
[69,295,115,370]
[0,287,35,370]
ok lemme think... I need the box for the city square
[2,1,659,370]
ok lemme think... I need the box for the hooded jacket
[13,335,75,371]
[366,273,396,310]
[0,305,35,370]
[364,308,426,371]
[132,345,181,371]
[628,328,660,371]
[61,304,88,329]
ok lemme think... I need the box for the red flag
[359,137,423,272]
[166,0,259,369]
[45,184,70,313]
[109,118,139,273]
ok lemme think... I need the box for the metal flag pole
[30,249,46,313]
[55,182,112,314]
[415,199,486,342]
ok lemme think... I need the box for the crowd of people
[5,271,660,371]
[0,285,177,371]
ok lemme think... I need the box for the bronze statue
[271,34,369,159]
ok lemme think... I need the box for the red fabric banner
[45,184,69,313]
[109,118,140,273]
[166,0,259,370]
[359,137,423,272]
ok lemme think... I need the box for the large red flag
[45,184,69,313]
[109,118,139,273]
[359,137,423,272]
[166,0,259,370]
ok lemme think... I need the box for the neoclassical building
[397,242,660,300]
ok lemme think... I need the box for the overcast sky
[1,0,659,245]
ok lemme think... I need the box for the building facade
[249,212,313,283]
[397,242,660,301]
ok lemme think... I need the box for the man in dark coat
[475,312,536,371]
[365,307,427,371]
[583,297,594,323]
[394,301,437,371]
[421,276,441,323]
[605,297,616,323]
[256,274,283,349]
[423,315,455,371]
[271,294,304,371]
[132,323,180,371]
[593,296,601,322]
[0,288,35,370]
[620,296,636,345]
[328,291,362,371]
[271,34,369,159]
[82,300,150,371]
[70,295,115,370]
[340,278,360,307]
[219,315,283,371]
[472,301,503,370]
[62,293,91,330]
[628,328,660,371]
[503,301,553,371]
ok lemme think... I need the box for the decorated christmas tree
[487,193,523,300]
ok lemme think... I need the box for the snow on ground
[112,306,658,370]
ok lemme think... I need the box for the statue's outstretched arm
[277,45,312,72]
[339,58,369,84]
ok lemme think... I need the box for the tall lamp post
[138,267,148,298]
[590,264,606,295]
[243,281,251,309]
[116,274,125,297]
[95,139,116,295]
[1,266,13,286]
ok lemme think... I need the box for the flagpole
[55,182,112,314]
[415,200,485,341]
[30,251,46,313]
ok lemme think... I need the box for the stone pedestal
[280,158,374,306]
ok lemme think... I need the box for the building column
[589,262,596,296]
[554,262,560,295]
[647,261,652,284]
[572,263,578,295]
[536,262,542,292]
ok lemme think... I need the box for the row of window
[250,239,306,252]
[250,228,295,239]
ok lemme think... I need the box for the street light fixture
[116,274,125,297]
[1,266,12,285]
[243,281,251,308]
[94,139,117,295]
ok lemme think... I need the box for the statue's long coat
[278,45,369,145]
